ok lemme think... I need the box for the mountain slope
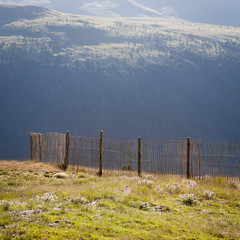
[0,4,240,159]
[1,4,239,67]
[1,0,240,27]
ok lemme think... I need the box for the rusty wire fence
[30,132,240,180]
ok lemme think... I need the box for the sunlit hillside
[1,3,240,67]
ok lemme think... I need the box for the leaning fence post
[63,131,70,170]
[99,130,103,176]
[39,133,42,162]
[187,137,191,178]
[138,137,142,177]
[30,133,33,161]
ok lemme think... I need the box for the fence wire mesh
[30,132,240,180]
[68,136,99,172]
[103,139,138,172]
[141,140,186,176]
[191,140,240,180]
[30,132,66,166]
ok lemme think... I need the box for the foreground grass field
[0,161,240,240]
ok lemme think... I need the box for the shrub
[122,165,135,171]
[166,183,181,193]
[203,190,215,200]
[0,201,10,211]
[180,194,196,206]
[78,173,86,178]
[36,193,58,203]
[139,202,170,212]
[227,180,239,189]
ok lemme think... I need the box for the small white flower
[182,180,197,189]
[123,185,131,195]
[144,175,155,179]
[138,179,153,187]
[36,193,58,202]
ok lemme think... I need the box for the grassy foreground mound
[0,161,240,239]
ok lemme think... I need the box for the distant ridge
[0,3,53,20]
[0,0,239,27]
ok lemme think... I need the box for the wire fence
[102,139,138,172]
[30,132,240,180]
[30,132,66,166]
[69,136,100,171]
[141,140,186,176]
[191,140,240,179]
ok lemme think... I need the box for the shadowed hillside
[0,4,240,159]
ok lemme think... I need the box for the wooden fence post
[187,137,191,178]
[63,131,70,170]
[38,133,42,162]
[138,137,141,177]
[99,130,103,176]
[30,133,33,161]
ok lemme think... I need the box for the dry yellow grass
[0,160,60,172]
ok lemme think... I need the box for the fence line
[141,140,187,177]
[191,140,240,180]
[30,132,66,166]
[30,131,240,180]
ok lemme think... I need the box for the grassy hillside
[1,3,240,67]
[0,161,240,239]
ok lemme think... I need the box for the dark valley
[0,3,240,159]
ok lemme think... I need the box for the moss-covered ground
[0,161,239,239]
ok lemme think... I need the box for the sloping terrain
[1,0,240,27]
[0,161,240,239]
[0,4,240,159]
[1,3,240,65]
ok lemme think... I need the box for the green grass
[0,161,239,239]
